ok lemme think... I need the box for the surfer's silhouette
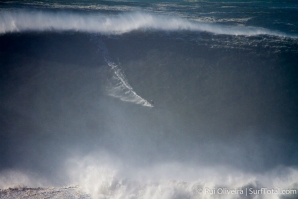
[150,100,154,106]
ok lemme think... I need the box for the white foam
[0,170,48,189]
[0,10,294,37]
[0,186,90,199]
[66,155,298,199]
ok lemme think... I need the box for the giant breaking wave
[0,10,294,37]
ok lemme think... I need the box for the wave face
[1,1,298,199]
[0,10,295,37]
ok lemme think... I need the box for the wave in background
[0,10,295,37]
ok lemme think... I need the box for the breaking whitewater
[1,1,298,199]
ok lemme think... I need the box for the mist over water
[0,1,298,199]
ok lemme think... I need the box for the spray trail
[96,38,153,107]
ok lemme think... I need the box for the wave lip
[0,10,294,37]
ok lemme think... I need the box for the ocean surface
[0,0,298,198]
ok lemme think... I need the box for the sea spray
[0,11,294,38]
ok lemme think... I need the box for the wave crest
[0,10,294,37]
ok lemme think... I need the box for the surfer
[150,100,154,106]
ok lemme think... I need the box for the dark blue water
[0,1,297,198]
